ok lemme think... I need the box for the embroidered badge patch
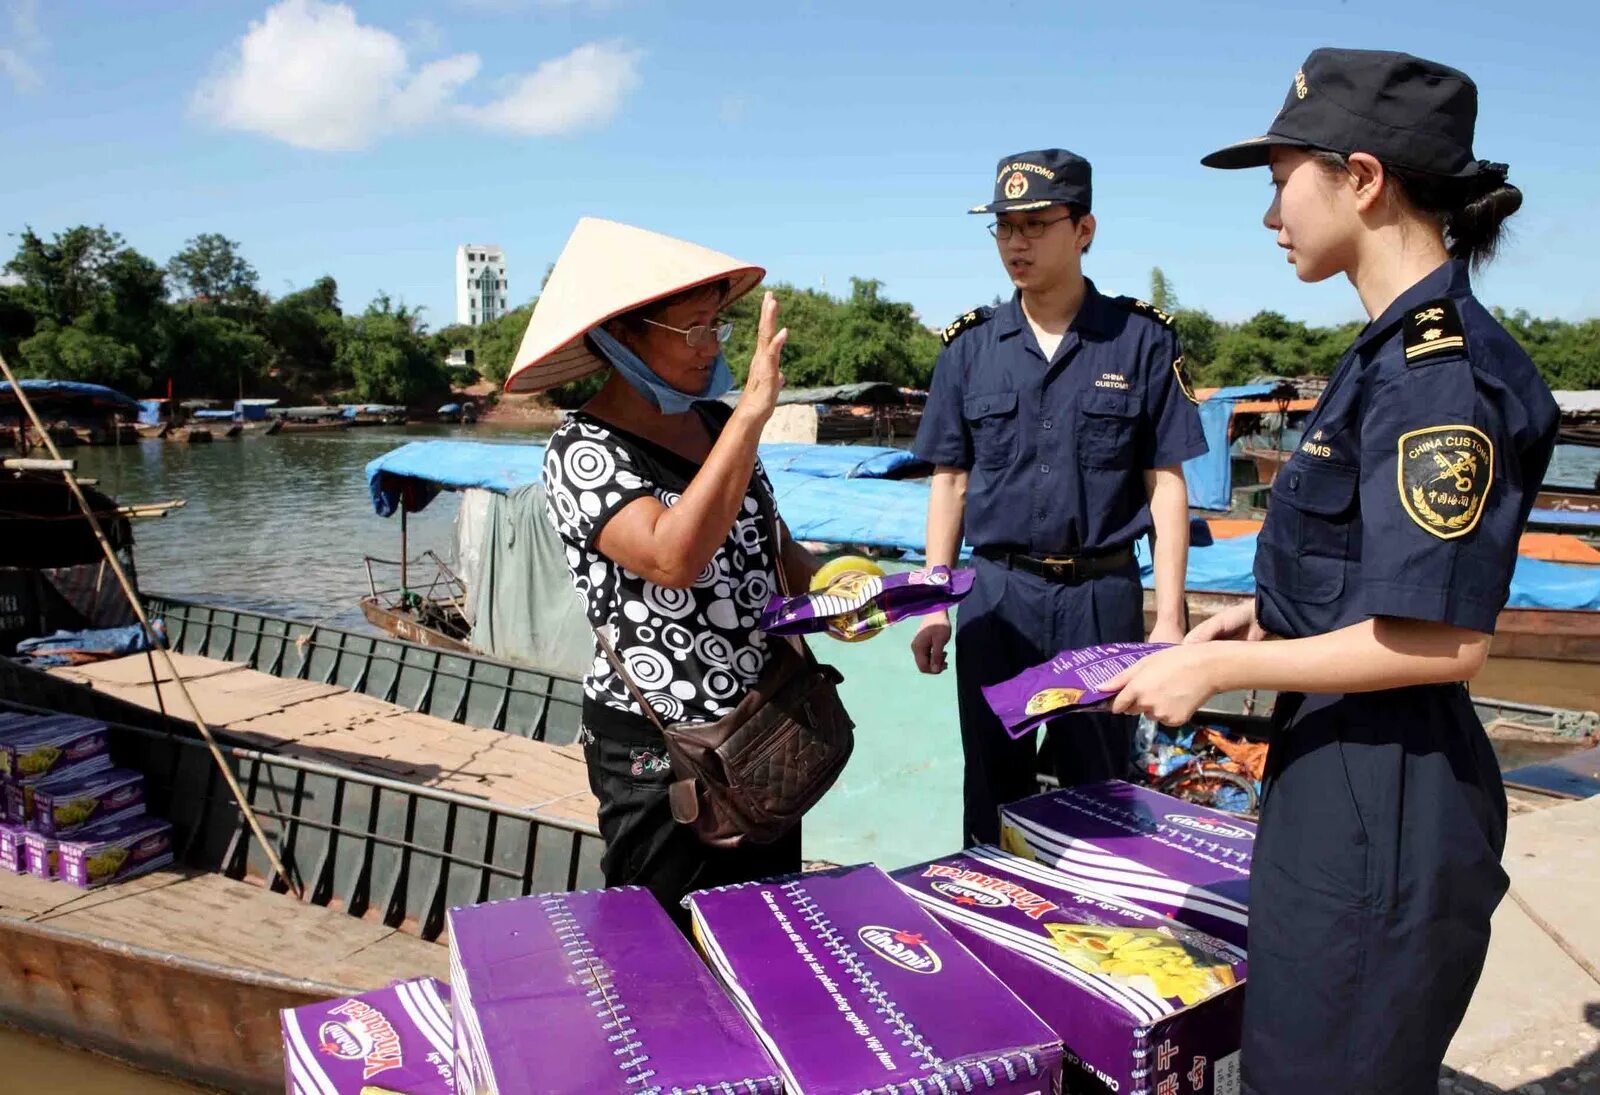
[1398,425,1493,540]
[629,747,672,778]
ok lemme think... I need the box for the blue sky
[3,0,1595,333]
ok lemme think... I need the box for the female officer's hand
[733,292,789,426]
[1104,644,1223,727]
[1184,600,1267,643]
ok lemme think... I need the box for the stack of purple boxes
[276,779,1251,1092]
[0,712,172,888]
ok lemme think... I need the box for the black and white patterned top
[542,408,780,729]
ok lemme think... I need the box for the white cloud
[465,42,641,137]
[0,0,44,93]
[192,0,642,151]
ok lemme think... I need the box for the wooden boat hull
[0,913,346,1094]
[276,420,347,432]
[359,594,475,653]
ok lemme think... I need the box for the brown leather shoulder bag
[591,479,854,848]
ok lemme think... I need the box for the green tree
[1149,267,1179,314]
[15,320,147,390]
[166,233,261,309]
[5,226,127,328]
[262,276,344,393]
[158,310,272,398]
[336,296,448,405]
[473,304,534,388]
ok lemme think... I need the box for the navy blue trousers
[1243,685,1508,1094]
[953,556,1143,845]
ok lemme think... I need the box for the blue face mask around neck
[587,325,734,415]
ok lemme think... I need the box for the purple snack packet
[999,781,1254,949]
[982,642,1169,739]
[447,887,780,1095]
[893,846,1246,1095]
[687,863,1064,1095]
[760,565,976,639]
[5,754,115,823]
[280,978,456,1095]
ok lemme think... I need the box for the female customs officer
[1106,49,1559,1093]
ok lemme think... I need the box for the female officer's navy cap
[970,149,1092,214]
[1203,48,1495,179]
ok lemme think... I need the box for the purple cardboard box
[280,978,456,1094]
[687,863,1064,1095]
[983,643,1169,738]
[999,782,1253,949]
[4,753,115,823]
[447,887,780,1094]
[57,815,173,889]
[894,847,1245,1095]
[30,766,145,836]
[0,715,111,783]
[23,829,59,879]
[0,822,27,873]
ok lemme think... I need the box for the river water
[13,428,1600,1089]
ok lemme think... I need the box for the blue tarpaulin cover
[192,409,235,421]
[1133,531,1600,610]
[1527,508,1600,530]
[366,441,547,517]
[1182,383,1279,511]
[757,443,927,479]
[768,471,931,553]
[0,380,140,415]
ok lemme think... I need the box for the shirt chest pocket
[963,391,1019,469]
[1266,461,1359,603]
[1077,390,1140,469]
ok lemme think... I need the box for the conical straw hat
[504,218,765,394]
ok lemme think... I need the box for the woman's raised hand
[735,292,789,424]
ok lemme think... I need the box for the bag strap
[592,625,671,736]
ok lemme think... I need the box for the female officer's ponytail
[1315,153,1522,270]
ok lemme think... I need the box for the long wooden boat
[0,621,600,1090]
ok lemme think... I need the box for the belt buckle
[1039,555,1078,579]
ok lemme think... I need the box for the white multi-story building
[455,245,508,327]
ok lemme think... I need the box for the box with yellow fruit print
[894,845,1244,1095]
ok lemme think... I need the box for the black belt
[974,545,1135,583]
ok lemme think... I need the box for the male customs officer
[911,150,1207,844]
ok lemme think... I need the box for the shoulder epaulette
[1402,298,1468,367]
[1113,296,1175,328]
[941,306,993,346]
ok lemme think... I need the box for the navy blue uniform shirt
[1255,259,1559,639]
[913,283,1208,554]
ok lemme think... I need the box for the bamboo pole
[0,353,299,897]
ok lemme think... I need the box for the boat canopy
[720,381,912,408]
[192,409,236,421]
[366,440,548,517]
[1183,382,1281,511]
[0,379,140,415]
[136,399,167,425]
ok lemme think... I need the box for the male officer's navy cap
[970,149,1092,214]
[1203,48,1498,180]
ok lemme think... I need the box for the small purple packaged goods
[29,766,145,837]
[761,562,976,642]
[983,643,1169,739]
[280,978,456,1095]
[894,846,1246,1095]
[1000,781,1254,949]
[447,887,780,1095]
[0,821,27,873]
[687,863,1064,1094]
[57,815,173,889]
[23,829,59,879]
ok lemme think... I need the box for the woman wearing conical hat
[514,218,816,921]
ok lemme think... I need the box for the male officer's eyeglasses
[641,317,735,350]
[988,215,1076,241]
